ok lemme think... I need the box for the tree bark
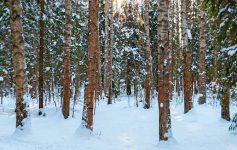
[104,0,113,104]
[38,0,45,112]
[181,0,192,113]
[62,0,71,119]
[221,88,230,121]
[9,0,28,128]
[144,0,152,109]
[175,0,181,96]
[81,0,99,131]
[198,11,206,104]
[157,0,172,141]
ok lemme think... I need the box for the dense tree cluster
[0,0,236,140]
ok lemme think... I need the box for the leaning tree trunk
[38,0,45,113]
[144,0,152,109]
[181,0,192,113]
[198,10,206,104]
[157,0,172,141]
[62,0,71,119]
[81,0,99,131]
[9,0,28,128]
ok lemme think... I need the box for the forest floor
[0,94,236,150]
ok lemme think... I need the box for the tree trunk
[134,78,138,107]
[175,0,181,96]
[212,47,217,94]
[9,0,28,128]
[104,0,113,104]
[81,0,99,131]
[62,0,71,119]
[198,11,206,104]
[126,59,132,96]
[104,0,109,96]
[38,0,45,113]
[157,0,172,141]
[144,0,152,109]
[221,88,230,121]
[30,29,38,99]
[181,0,192,113]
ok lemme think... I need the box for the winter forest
[0,0,237,149]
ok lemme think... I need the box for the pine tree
[38,0,45,114]
[181,0,193,113]
[198,1,206,104]
[62,0,71,119]
[81,0,99,130]
[144,0,152,109]
[203,0,237,121]
[8,0,28,128]
[157,0,172,141]
[104,0,113,104]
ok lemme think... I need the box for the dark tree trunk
[38,0,45,112]
[62,0,71,119]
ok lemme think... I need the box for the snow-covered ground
[0,95,236,150]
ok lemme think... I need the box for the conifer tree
[81,0,99,130]
[157,0,172,141]
[62,0,71,119]
[8,0,28,128]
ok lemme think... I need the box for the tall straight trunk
[73,30,82,116]
[134,78,138,107]
[169,0,175,101]
[95,48,102,101]
[212,47,217,94]
[181,0,192,113]
[221,87,230,121]
[157,0,172,141]
[175,0,181,96]
[104,0,109,96]
[126,59,132,96]
[38,0,44,112]
[72,2,81,117]
[62,0,71,119]
[144,0,152,109]
[104,0,113,104]
[9,0,28,128]
[95,3,102,102]
[198,11,206,104]
[30,29,38,99]
[72,70,80,118]
[81,0,99,131]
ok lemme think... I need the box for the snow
[186,29,192,40]
[0,77,3,81]
[221,44,237,56]
[0,95,236,150]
